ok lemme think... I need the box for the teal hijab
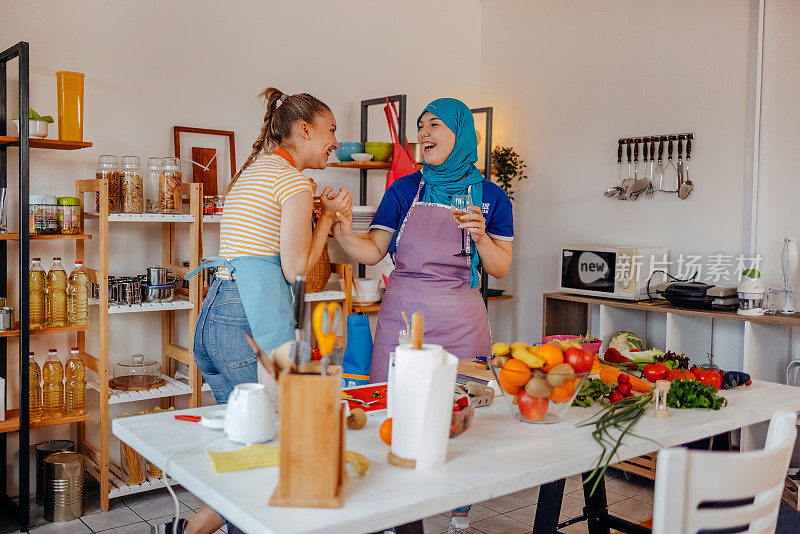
[418,98,484,289]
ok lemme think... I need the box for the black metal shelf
[1,41,31,530]
[0,41,92,530]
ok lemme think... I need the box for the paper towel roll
[390,344,458,470]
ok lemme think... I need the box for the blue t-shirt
[370,171,514,257]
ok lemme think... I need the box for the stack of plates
[352,288,384,305]
[352,205,376,235]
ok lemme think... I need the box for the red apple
[564,347,593,373]
[517,392,549,421]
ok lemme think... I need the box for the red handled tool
[174,415,201,422]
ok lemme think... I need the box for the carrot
[598,364,651,393]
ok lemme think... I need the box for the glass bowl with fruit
[489,342,593,424]
[450,390,475,438]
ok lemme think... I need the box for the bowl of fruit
[450,390,475,438]
[490,342,593,424]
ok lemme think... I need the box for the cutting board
[343,384,387,412]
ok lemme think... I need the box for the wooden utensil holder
[269,366,346,508]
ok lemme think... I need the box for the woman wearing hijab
[334,99,512,532]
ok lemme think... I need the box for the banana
[510,341,529,352]
[511,346,545,369]
[492,342,511,356]
[345,450,371,476]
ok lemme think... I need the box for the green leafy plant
[491,146,528,200]
[12,108,54,123]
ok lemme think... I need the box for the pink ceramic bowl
[541,335,603,356]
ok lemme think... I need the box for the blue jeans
[193,278,257,404]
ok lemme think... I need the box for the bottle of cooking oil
[42,348,64,419]
[29,351,43,423]
[46,257,67,328]
[67,260,89,327]
[29,258,46,329]
[65,346,86,416]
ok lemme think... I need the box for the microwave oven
[558,245,669,300]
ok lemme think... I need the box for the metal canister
[0,307,13,330]
[122,281,136,306]
[43,452,84,522]
[35,440,75,505]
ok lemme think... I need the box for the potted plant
[12,108,54,139]
[491,146,528,200]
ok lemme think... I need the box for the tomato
[564,347,594,373]
[642,363,668,383]
[692,368,722,389]
[667,369,696,381]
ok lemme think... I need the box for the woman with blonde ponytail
[186,87,350,400]
[178,88,351,533]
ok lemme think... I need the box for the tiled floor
[1,469,654,534]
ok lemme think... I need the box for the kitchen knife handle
[633,139,639,163]
[686,137,692,160]
[626,139,632,163]
[292,276,307,329]
[618,139,624,164]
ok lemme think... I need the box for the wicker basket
[307,243,331,293]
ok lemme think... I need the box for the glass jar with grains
[145,157,163,213]
[95,155,121,213]
[120,156,143,214]
[159,157,183,213]
[29,195,59,235]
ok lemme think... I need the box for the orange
[498,371,522,396]
[501,359,532,387]
[534,344,564,372]
[379,418,392,445]
[548,379,576,403]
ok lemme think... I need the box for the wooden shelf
[488,294,513,301]
[0,233,92,241]
[0,136,93,150]
[328,161,422,170]
[0,409,90,434]
[544,291,800,328]
[85,212,195,223]
[0,324,91,337]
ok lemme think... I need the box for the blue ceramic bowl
[336,142,364,162]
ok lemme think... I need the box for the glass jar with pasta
[159,157,183,213]
[95,155,121,213]
[120,156,143,214]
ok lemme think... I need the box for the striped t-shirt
[217,153,312,278]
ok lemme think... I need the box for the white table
[113,381,800,534]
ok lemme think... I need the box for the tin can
[0,307,14,330]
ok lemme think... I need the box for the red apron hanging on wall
[384,98,418,190]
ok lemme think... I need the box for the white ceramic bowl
[350,153,374,162]
[12,119,49,138]
[340,277,381,297]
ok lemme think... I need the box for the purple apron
[371,179,491,382]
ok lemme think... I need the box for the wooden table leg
[532,478,566,533]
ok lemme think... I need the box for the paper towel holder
[388,311,423,470]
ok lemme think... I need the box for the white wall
[0,0,483,494]
[481,0,753,342]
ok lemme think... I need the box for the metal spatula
[679,134,694,199]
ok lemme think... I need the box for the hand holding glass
[451,194,471,257]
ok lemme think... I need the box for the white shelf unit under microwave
[543,292,800,453]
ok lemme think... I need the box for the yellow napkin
[207,446,371,476]
[208,444,280,473]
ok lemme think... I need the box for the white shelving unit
[88,373,201,405]
[305,290,346,302]
[85,212,196,223]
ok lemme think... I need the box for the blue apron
[185,255,294,353]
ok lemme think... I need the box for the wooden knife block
[269,366,346,508]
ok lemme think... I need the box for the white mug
[224,383,277,444]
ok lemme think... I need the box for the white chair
[652,410,797,534]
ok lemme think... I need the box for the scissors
[312,302,341,375]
